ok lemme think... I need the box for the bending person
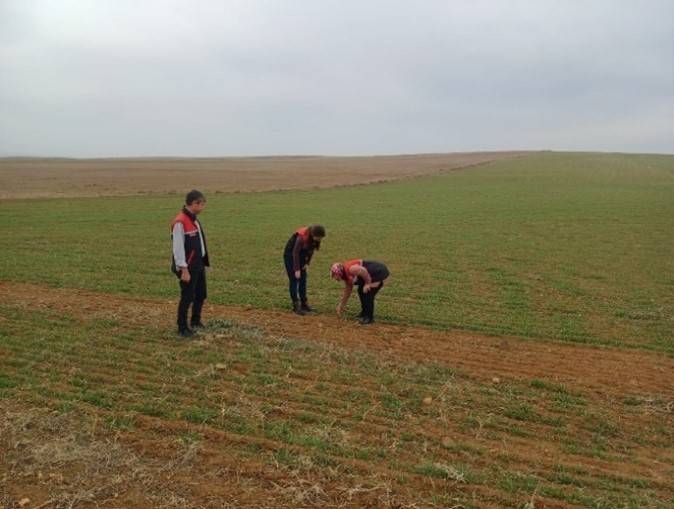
[331,259,390,324]
[283,224,326,315]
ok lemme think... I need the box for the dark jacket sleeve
[292,236,303,271]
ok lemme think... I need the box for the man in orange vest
[171,190,210,337]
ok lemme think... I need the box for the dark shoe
[190,321,206,329]
[179,328,194,338]
[358,316,374,325]
[292,301,306,316]
[300,302,315,313]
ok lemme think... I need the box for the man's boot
[179,327,194,338]
[292,300,306,316]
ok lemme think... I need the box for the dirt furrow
[2,282,672,401]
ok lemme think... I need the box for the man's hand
[294,270,301,279]
[363,284,371,294]
[180,268,191,283]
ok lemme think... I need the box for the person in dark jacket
[171,190,209,337]
[331,259,390,324]
[283,225,326,315]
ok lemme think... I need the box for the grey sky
[1,0,672,156]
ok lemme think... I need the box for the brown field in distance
[0,151,531,199]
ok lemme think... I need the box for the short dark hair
[185,189,205,205]
[309,225,326,238]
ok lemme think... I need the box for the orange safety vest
[296,226,311,247]
[171,210,208,270]
[172,211,199,235]
[342,259,363,284]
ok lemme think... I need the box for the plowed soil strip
[3,281,674,508]
[2,281,672,400]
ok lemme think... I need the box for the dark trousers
[357,282,383,319]
[284,254,307,303]
[177,269,207,330]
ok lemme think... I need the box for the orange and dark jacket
[284,226,320,271]
[342,259,363,285]
[171,208,209,273]
[342,259,390,285]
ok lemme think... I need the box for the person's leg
[299,269,314,312]
[362,289,374,319]
[366,285,381,319]
[285,255,304,315]
[297,252,313,312]
[298,269,307,302]
[358,284,381,324]
[284,256,299,301]
[178,276,197,334]
[357,284,366,317]
[190,270,207,328]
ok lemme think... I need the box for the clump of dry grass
[271,477,327,506]
[0,404,205,509]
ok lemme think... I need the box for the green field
[1,152,672,350]
[2,307,672,508]
[2,151,674,508]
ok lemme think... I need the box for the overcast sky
[1,0,672,157]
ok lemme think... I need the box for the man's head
[185,189,206,214]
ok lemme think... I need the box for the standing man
[171,190,209,337]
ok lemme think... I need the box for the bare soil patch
[2,282,673,508]
[1,282,671,400]
[0,152,530,199]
